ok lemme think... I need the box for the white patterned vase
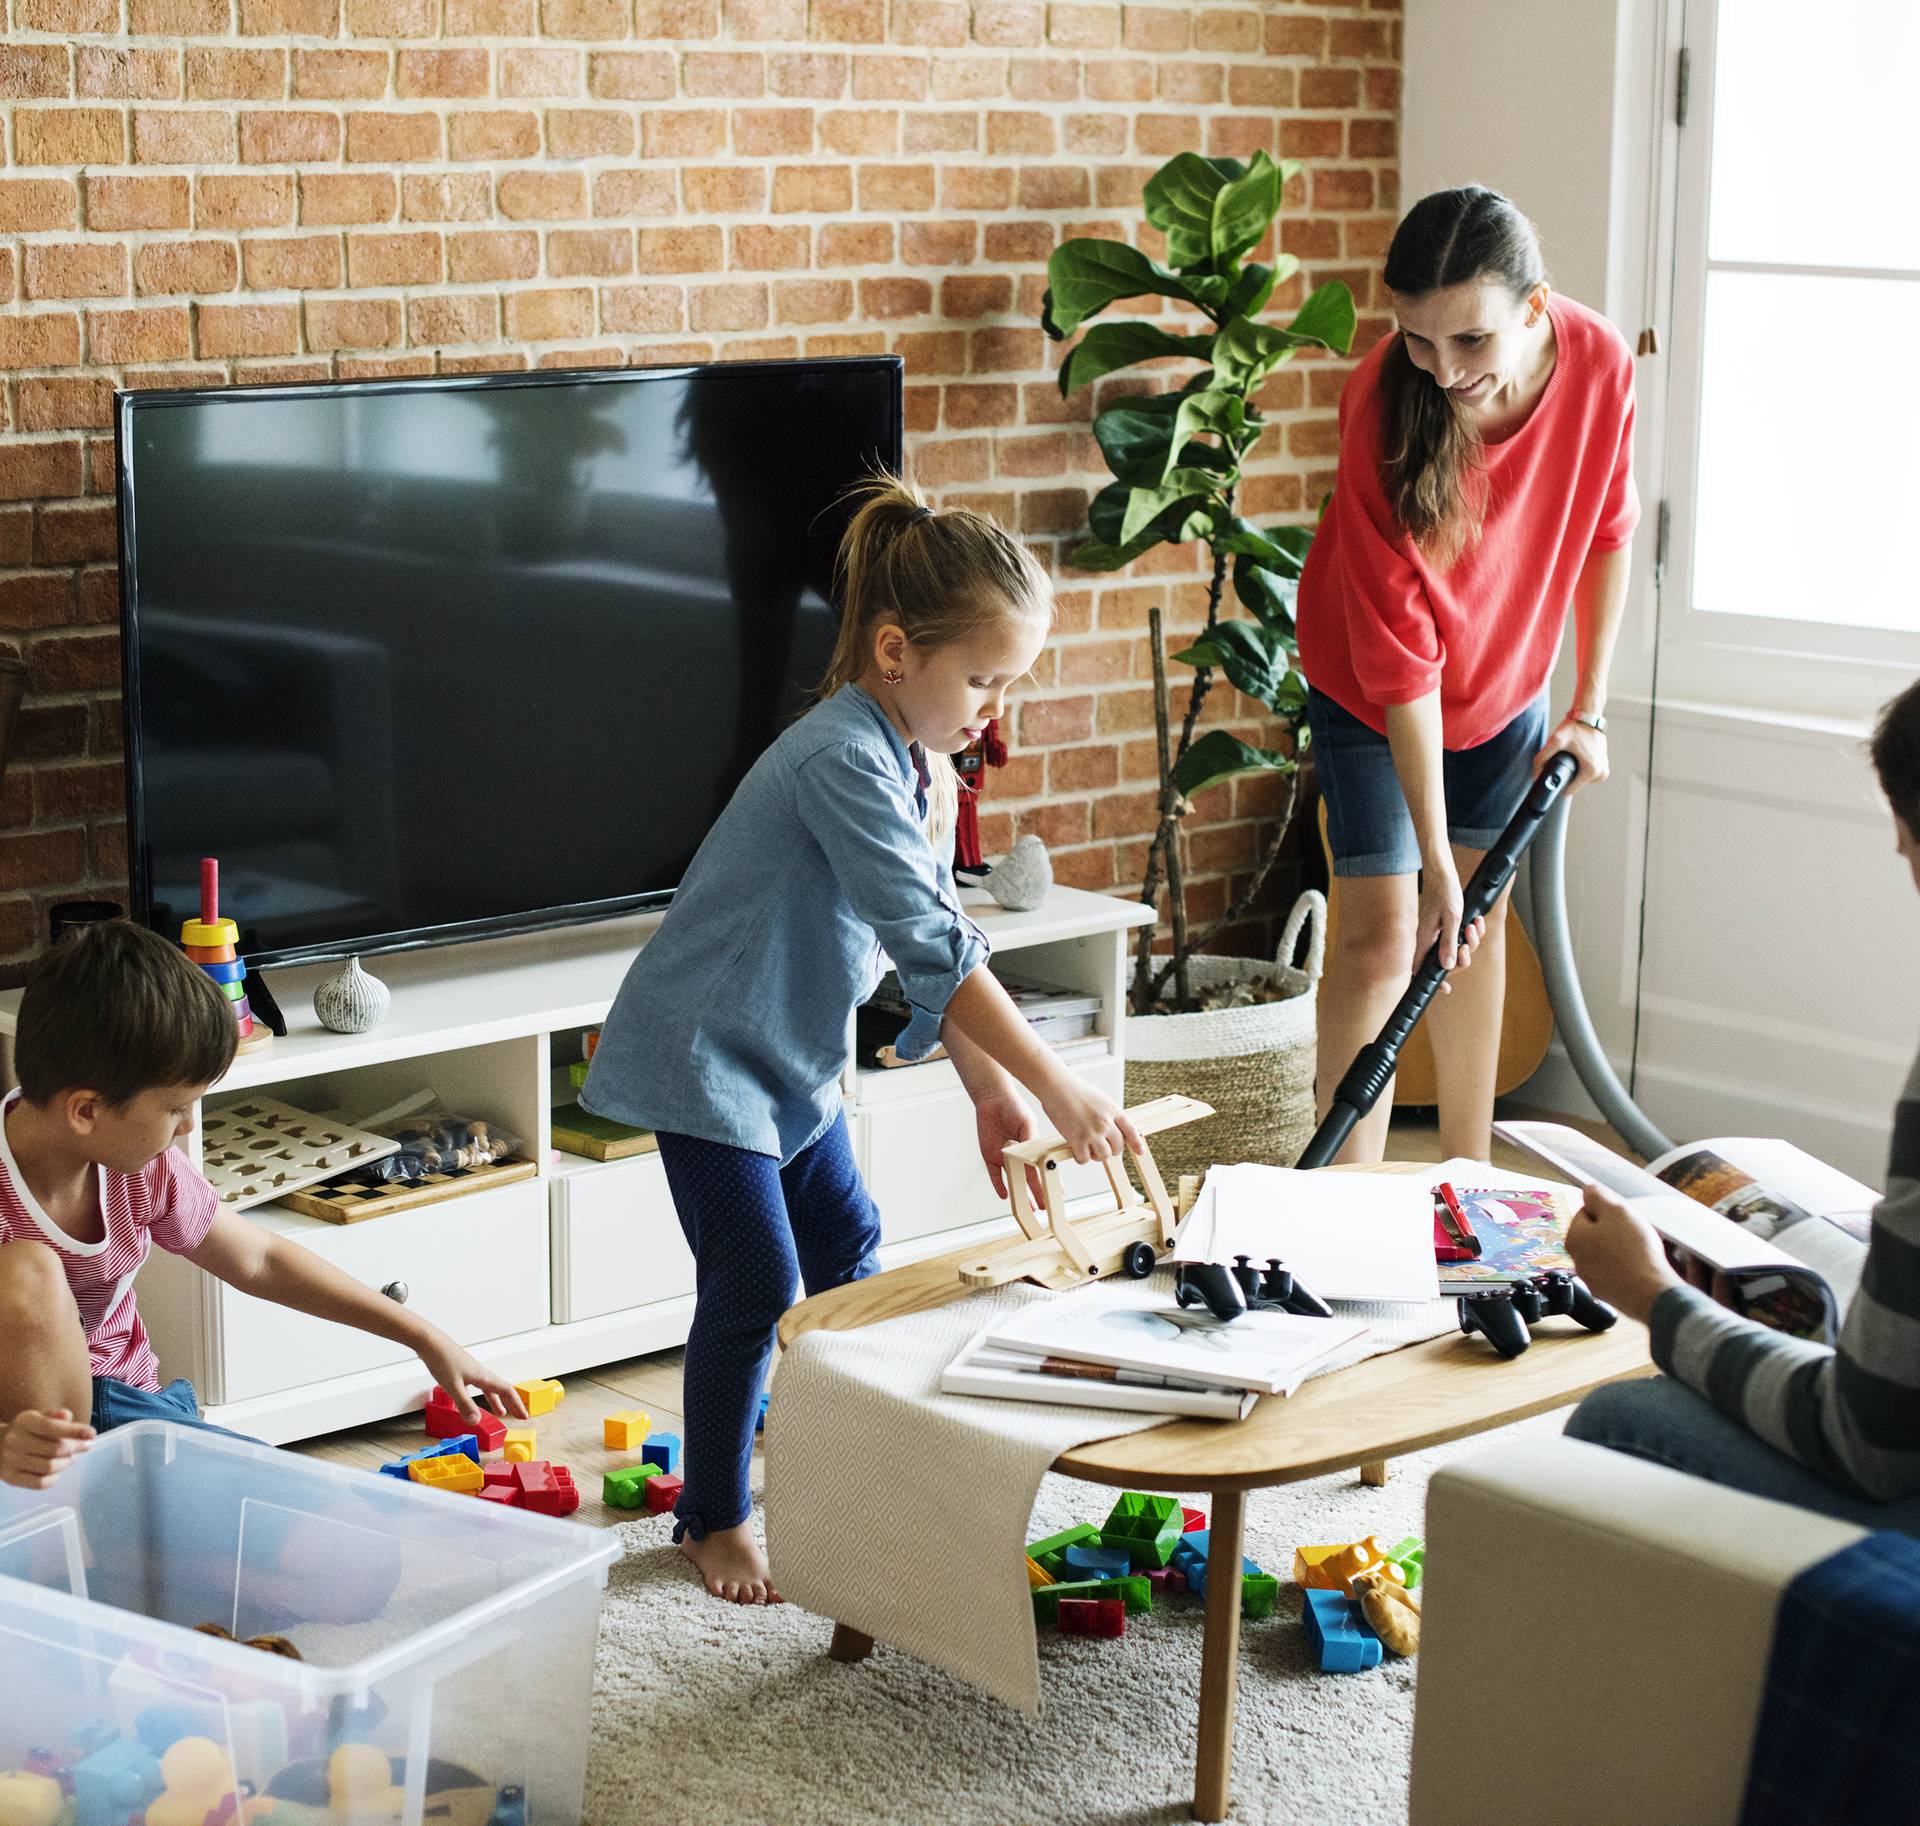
[313,955,390,1034]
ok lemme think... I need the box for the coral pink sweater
[1296,293,1639,749]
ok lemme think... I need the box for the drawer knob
[382,1280,410,1305]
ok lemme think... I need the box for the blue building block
[379,1437,477,1479]
[755,1393,770,1434]
[73,1739,161,1826]
[1062,1543,1131,1580]
[642,1432,681,1476]
[1302,1587,1384,1672]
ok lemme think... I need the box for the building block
[380,1439,474,1479]
[602,1463,661,1511]
[1165,1566,1189,1596]
[1182,1506,1208,1533]
[72,1740,160,1826]
[476,1485,519,1507]
[1025,1556,1055,1589]
[470,1411,506,1452]
[513,1461,579,1517]
[513,1377,565,1418]
[641,1432,681,1476]
[602,1410,650,1452]
[410,1455,483,1495]
[1026,1522,1098,1561]
[502,1428,536,1463]
[1031,1579,1113,1625]
[1061,1542,1131,1581]
[1302,1587,1384,1672]
[1056,1597,1126,1639]
[755,1391,770,1434]
[643,1471,683,1515]
[1100,1491,1183,1569]
[482,1461,518,1491]
[1242,1573,1281,1620]
[1383,1535,1425,1590]
[1293,1536,1393,1591]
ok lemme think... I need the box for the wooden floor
[287,1104,1617,1524]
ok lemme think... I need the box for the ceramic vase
[314,955,390,1034]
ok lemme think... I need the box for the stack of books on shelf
[858,970,1103,1070]
[941,1285,1368,1420]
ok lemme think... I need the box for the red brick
[768,50,846,97]
[14,0,116,26]
[292,49,387,98]
[729,223,809,269]
[1049,742,1120,792]
[24,244,129,302]
[497,169,586,219]
[133,109,237,164]
[637,0,718,28]
[500,48,581,96]
[77,49,182,100]
[134,240,240,295]
[689,281,767,331]
[446,0,531,28]
[1350,118,1398,159]
[7,704,89,762]
[189,47,290,99]
[851,53,928,100]
[773,277,850,323]
[503,286,593,340]
[904,110,977,153]
[240,110,344,164]
[449,109,541,159]
[1266,14,1324,55]
[811,0,883,41]
[441,351,528,374]
[683,166,765,212]
[1121,4,1185,51]
[16,378,114,432]
[591,168,678,217]
[772,166,852,212]
[930,54,999,100]
[93,820,132,882]
[244,234,343,289]
[344,0,434,29]
[1048,3,1117,48]
[986,111,1053,155]
[1301,67,1361,109]
[893,329,968,374]
[229,359,329,383]
[0,829,89,891]
[1009,55,1079,102]
[985,221,1053,264]
[0,180,78,235]
[820,108,897,156]
[902,220,975,266]
[599,283,683,333]
[1157,61,1221,105]
[943,382,1016,427]
[0,575,73,630]
[1313,168,1374,212]
[239,0,340,29]
[972,326,1043,371]
[860,276,930,320]
[36,763,124,820]
[1020,487,1091,534]
[894,0,964,43]
[819,221,890,264]
[548,227,631,275]
[941,166,1013,210]
[1019,166,1090,210]
[1049,845,1116,891]
[300,170,397,223]
[726,0,805,33]
[974,0,1041,44]
[588,51,676,100]
[194,301,300,356]
[407,293,496,344]
[1228,64,1291,108]
[1019,693,1094,746]
[306,296,401,350]
[403,172,491,220]
[398,49,489,98]
[345,111,442,162]
[0,440,83,502]
[1018,799,1090,845]
[40,509,115,570]
[87,307,189,364]
[543,0,632,35]
[28,633,119,694]
[16,109,126,167]
[637,225,722,273]
[447,229,539,281]
[640,109,726,157]
[683,51,764,96]
[347,230,441,285]
[547,108,637,157]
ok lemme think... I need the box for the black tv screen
[118,356,902,967]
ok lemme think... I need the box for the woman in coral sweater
[1296,187,1639,1162]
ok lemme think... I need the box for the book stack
[941,1286,1369,1419]
[859,970,1105,1069]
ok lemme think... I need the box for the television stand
[242,962,288,1037]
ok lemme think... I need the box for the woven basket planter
[1123,890,1325,1184]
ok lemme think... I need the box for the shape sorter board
[200,1097,402,1211]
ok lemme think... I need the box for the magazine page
[1646,1137,1878,1245]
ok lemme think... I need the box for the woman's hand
[415,1335,530,1427]
[1414,852,1485,988]
[1537,717,1609,792]
[1563,1185,1680,1324]
[1039,1074,1143,1166]
[973,1091,1045,1205]
[1,1407,93,1490]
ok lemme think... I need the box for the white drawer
[550,1152,697,1324]
[217,1178,551,1403]
[860,1055,1126,1245]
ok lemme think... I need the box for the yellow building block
[603,1408,651,1451]
[410,1455,483,1495]
[514,1377,565,1418]
[1293,1536,1392,1591]
[1026,1556,1055,1589]
[503,1428,536,1463]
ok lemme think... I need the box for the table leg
[1360,1459,1389,1487]
[828,1623,874,1663]
[1192,1487,1245,1823]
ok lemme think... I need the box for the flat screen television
[117,355,903,968]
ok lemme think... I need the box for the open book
[1494,1120,1872,1343]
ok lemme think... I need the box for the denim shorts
[91,1373,255,1443]
[1307,686,1550,877]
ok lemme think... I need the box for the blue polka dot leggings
[654,1110,881,1541]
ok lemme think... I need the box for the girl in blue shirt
[584,477,1141,1605]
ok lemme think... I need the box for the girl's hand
[1537,717,1608,791]
[416,1336,530,1426]
[1415,853,1483,987]
[1039,1076,1143,1166]
[974,1091,1045,1205]
[1563,1185,1680,1324]
[1,1408,94,1490]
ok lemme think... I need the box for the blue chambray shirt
[580,683,990,1164]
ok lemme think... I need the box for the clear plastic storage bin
[0,1421,620,1826]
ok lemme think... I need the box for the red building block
[643,1471,683,1515]
[1182,1507,1207,1533]
[424,1387,467,1438]
[483,1462,518,1491]
[1056,1597,1125,1638]
[470,1410,506,1452]
[476,1485,520,1508]
[514,1461,580,1517]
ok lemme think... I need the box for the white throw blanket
[764,1275,1453,1713]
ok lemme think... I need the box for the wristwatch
[1569,711,1607,733]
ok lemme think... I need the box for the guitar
[1317,799,1554,1105]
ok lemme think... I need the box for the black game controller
[1457,1271,1618,1359]
[1174,1254,1335,1324]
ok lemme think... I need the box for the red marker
[201,856,219,928]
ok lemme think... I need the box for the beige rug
[584,1409,1563,1826]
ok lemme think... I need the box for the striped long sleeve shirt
[1649,1047,1920,1503]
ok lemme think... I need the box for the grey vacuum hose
[1528,792,1673,1161]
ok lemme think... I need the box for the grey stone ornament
[313,955,391,1034]
[986,834,1052,912]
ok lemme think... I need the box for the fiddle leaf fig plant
[1040,150,1357,1016]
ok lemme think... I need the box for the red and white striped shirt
[0,1089,218,1391]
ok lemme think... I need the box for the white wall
[1400,0,1911,1182]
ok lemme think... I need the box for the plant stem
[1131,607,1189,1016]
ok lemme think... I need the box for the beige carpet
[584,1408,1563,1826]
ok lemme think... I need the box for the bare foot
[679,1522,782,1605]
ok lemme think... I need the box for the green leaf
[1159,388,1246,482]
[1285,279,1358,355]
[1222,262,1278,322]
[1210,317,1297,390]
[1214,517,1315,578]
[1120,468,1220,545]
[1212,151,1283,267]
[1068,536,1153,572]
[1172,620,1289,702]
[1092,395,1181,484]
[1142,154,1238,271]
[1043,239,1208,338]
[1057,320,1215,396]
[1170,729,1297,801]
[1234,556,1298,632]
[1081,477,1206,567]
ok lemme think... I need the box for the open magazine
[1494,1121,1875,1343]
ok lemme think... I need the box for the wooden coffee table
[776,1178,1654,1823]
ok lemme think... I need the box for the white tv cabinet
[0,886,1152,1443]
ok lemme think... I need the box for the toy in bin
[180,858,268,1054]
[333,1101,522,1189]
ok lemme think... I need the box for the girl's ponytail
[1378,186,1545,569]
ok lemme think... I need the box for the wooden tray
[201,1097,401,1212]
[280,1155,538,1224]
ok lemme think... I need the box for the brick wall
[0,0,1399,975]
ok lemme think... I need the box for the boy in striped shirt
[0,919,524,1490]
[1564,677,1920,1527]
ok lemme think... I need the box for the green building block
[1242,1573,1281,1620]
[1385,1535,1424,1590]
[602,1462,662,1509]
[1100,1491,1184,1569]
[1027,1522,1099,1560]
[1031,1573,1151,1623]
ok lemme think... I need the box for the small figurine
[952,717,1008,876]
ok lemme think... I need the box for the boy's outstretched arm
[185,1208,529,1425]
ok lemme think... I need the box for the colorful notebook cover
[1437,1187,1574,1285]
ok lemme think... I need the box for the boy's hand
[1564,1185,1681,1324]
[416,1337,529,1426]
[1,1408,94,1490]
[973,1090,1045,1205]
[1039,1076,1143,1166]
